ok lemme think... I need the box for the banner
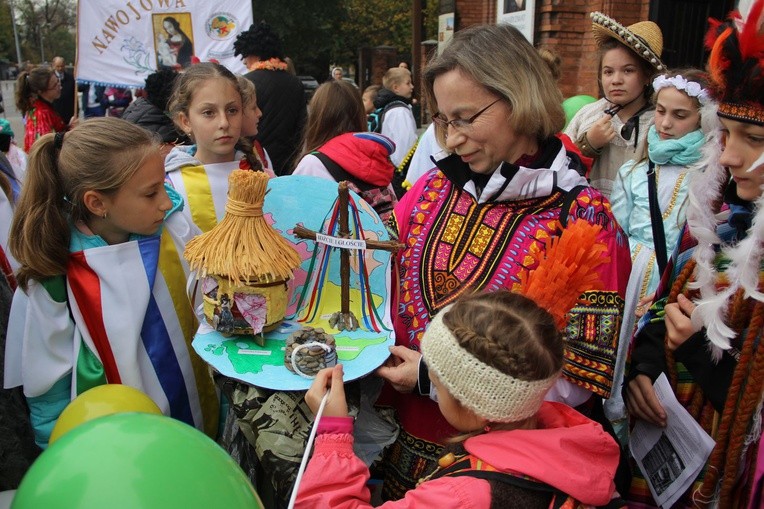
[76,0,253,87]
[496,0,536,43]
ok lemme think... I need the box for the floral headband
[652,74,711,105]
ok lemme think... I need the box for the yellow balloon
[50,384,162,444]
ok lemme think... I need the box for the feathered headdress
[705,0,764,125]
[518,219,609,330]
[687,0,764,359]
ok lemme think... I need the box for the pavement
[1,81,24,138]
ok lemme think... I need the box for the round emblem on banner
[206,13,238,40]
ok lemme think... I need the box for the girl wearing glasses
[15,66,70,152]
[375,23,631,500]
[564,14,665,198]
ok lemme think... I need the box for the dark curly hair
[144,68,179,111]
[233,21,284,60]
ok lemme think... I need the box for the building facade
[439,0,737,99]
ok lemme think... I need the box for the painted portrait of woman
[155,14,194,69]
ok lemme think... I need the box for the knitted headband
[420,307,560,423]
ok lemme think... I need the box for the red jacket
[296,402,620,508]
[24,99,66,152]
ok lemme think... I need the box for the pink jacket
[295,402,619,508]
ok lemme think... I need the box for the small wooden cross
[293,181,403,331]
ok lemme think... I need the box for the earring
[483,423,492,433]
[102,211,108,220]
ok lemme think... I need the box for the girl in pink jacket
[296,224,623,508]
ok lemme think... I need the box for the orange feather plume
[518,220,609,330]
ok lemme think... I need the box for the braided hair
[441,291,563,383]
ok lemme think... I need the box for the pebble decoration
[284,326,338,378]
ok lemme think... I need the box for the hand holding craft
[305,364,348,418]
[375,344,422,393]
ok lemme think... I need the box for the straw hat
[590,12,665,72]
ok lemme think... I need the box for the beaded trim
[590,12,665,71]
[655,168,687,221]
[717,102,764,126]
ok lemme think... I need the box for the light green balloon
[563,95,597,129]
[12,413,263,509]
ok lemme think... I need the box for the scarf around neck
[647,125,704,166]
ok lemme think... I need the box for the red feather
[739,0,764,59]
[704,18,725,50]
[708,28,734,91]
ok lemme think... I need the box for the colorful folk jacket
[387,137,630,442]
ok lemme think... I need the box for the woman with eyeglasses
[374,23,631,501]
[564,14,665,198]
[15,66,70,152]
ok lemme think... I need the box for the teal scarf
[647,125,704,166]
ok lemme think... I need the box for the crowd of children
[2,4,764,509]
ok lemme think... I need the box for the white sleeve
[292,154,335,181]
[405,123,443,185]
[381,107,418,167]
[544,377,593,408]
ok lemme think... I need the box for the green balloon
[563,95,597,129]
[13,413,263,509]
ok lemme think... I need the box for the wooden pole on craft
[338,182,350,316]
[292,181,403,331]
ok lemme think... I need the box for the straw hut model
[184,170,301,339]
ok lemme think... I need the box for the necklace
[251,58,287,71]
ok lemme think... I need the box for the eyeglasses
[431,98,501,131]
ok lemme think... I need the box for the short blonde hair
[237,75,257,109]
[382,67,411,90]
[423,24,564,144]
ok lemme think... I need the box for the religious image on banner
[154,13,194,70]
[77,1,251,88]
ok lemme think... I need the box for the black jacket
[52,70,76,123]
[244,69,306,176]
[122,97,187,145]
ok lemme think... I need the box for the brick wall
[537,0,649,98]
[455,0,496,29]
[449,0,650,98]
